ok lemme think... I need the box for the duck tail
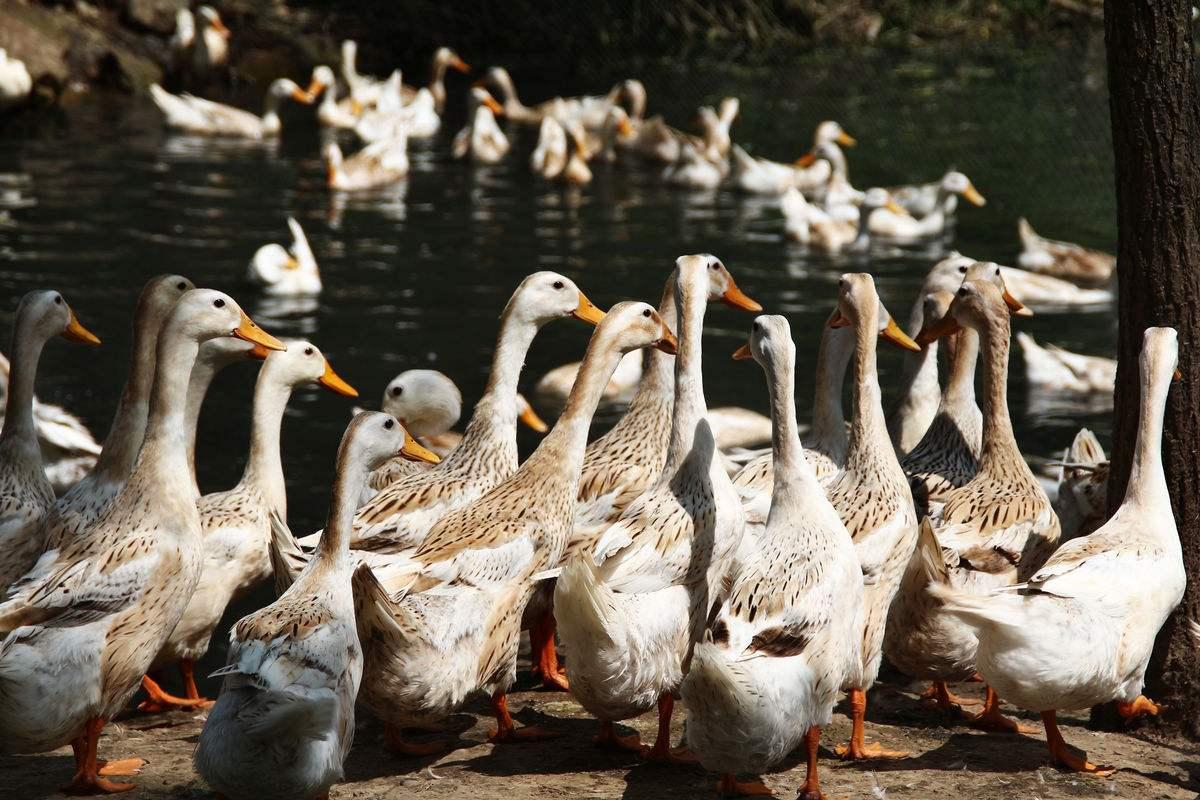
[553,556,619,653]
[1067,427,1106,466]
[1017,216,1038,248]
[268,510,308,595]
[914,517,950,586]
[927,582,1024,632]
[680,636,751,721]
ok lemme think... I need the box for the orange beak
[399,433,441,465]
[247,343,273,361]
[1003,289,1033,318]
[617,117,635,137]
[212,17,231,37]
[232,312,286,352]
[305,79,327,99]
[317,360,358,397]
[61,307,102,346]
[963,184,987,207]
[572,291,606,326]
[481,93,504,116]
[291,86,315,104]
[916,315,962,346]
[795,151,817,167]
[721,282,763,312]
[518,402,549,433]
[1173,368,1183,382]
[881,317,922,352]
[450,55,471,74]
[655,324,679,355]
[836,130,856,147]
[732,343,753,360]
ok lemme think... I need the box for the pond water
[0,40,1116,690]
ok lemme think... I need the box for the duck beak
[212,17,231,37]
[1173,368,1183,382]
[233,312,286,351]
[400,434,441,464]
[284,256,300,271]
[1003,289,1033,317]
[881,317,922,352]
[481,93,504,116]
[451,55,471,74]
[916,315,961,346]
[305,80,327,99]
[247,343,273,360]
[291,86,315,104]
[571,291,606,326]
[61,308,102,346]
[837,131,857,147]
[794,151,817,167]
[963,183,987,207]
[655,324,679,355]
[732,342,753,360]
[518,403,549,433]
[827,309,851,328]
[721,282,763,312]
[617,117,635,137]
[885,199,909,216]
[318,360,358,397]
[351,99,364,115]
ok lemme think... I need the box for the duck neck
[976,315,1023,474]
[944,328,979,409]
[627,275,677,411]
[765,347,813,515]
[665,275,710,470]
[1124,353,1172,514]
[0,322,45,447]
[811,325,852,453]
[184,356,223,487]
[239,369,293,518]
[261,93,282,134]
[846,315,888,468]
[91,306,159,482]
[140,333,205,499]
[316,453,367,564]
[429,57,448,111]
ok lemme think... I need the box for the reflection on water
[0,44,1116,688]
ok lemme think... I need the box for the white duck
[891,168,979,217]
[1016,332,1115,395]
[555,255,746,761]
[0,291,100,590]
[535,350,643,416]
[664,141,726,190]
[868,171,986,241]
[452,87,509,163]
[325,135,409,191]
[142,341,360,712]
[0,49,32,109]
[531,115,570,179]
[932,327,1184,775]
[1053,428,1109,541]
[0,290,283,793]
[195,412,437,800]
[354,85,441,143]
[307,65,362,130]
[339,40,391,108]
[1017,217,1115,287]
[682,315,863,798]
[248,217,322,296]
[781,186,899,253]
[170,6,230,82]
[149,78,313,139]
[1000,263,1112,308]
[399,46,471,113]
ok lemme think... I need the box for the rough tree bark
[1101,0,1200,737]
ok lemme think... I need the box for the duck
[0,292,100,590]
[534,350,643,417]
[554,255,747,762]
[930,326,1184,775]
[730,145,802,195]
[248,217,322,296]
[732,121,850,195]
[354,83,442,143]
[664,141,726,190]
[1017,217,1115,287]
[483,66,578,126]
[141,341,360,713]
[307,65,363,130]
[1016,332,1115,395]
[452,86,509,163]
[682,315,863,798]
[901,262,1032,519]
[325,134,409,191]
[781,186,900,253]
[149,79,313,139]
[819,273,921,761]
[340,301,675,753]
[623,115,685,163]
[170,6,230,83]
[325,273,606,554]
[362,370,547,503]
[399,46,471,113]
[1052,428,1108,541]
[794,122,857,196]
[890,169,979,218]
[195,412,438,800]
[339,40,392,109]
[0,289,284,793]
[884,278,1061,732]
[542,260,760,691]
[0,352,102,494]
[999,263,1112,308]
[868,172,986,241]
[568,79,648,132]
[530,115,570,179]
[0,49,32,109]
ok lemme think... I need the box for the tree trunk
[1100,0,1200,737]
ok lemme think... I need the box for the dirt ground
[3,666,1197,800]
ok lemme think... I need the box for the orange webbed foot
[538,668,571,692]
[918,681,983,712]
[488,724,562,743]
[64,775,137,794]
[1049,742,1116,776]
[593,723,643,753]
[1116,695,1163,720]
[717,774,774,796]
[96,758,146,777]
[834,740,909,761]
[641,743,699,764]
[970,705,1037,735]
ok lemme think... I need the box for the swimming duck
[555,255,746,762]
[354,84,441,143]
[999,264,1112,308]
[820,273,921,761]
[868,172,986,241]
[307,65,363,130]
[1017,218,1115,287]
[0,291,100,590]
[1016,332,1115,395]
[885,278,1060,733]
[347,301,674,753]
[0,49,32,109]
[890,169,979,218]
[150,79,313,139]
[170,6,230,83]
[325,135,409,191]
[531,116,570,179]
[482,66,579,126]
[1053,428,1108,541]
[339,40,392,108]
[142,341,360,712]
[931,327,1183,775]
[0,289,283,793]
[452,87,509,163]
[248,217,322,296]
[195,412,438,800]
[781,186,899,253]
[683,315,863,798]
[664,141,727,190]
[398,47,471,113]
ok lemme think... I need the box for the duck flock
[0,11,1192,800]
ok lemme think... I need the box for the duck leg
[528,611,570,691]
[594,720,644,752]
[919,681,983,713]
[969,686,1037,734]
[179,659,216,708]
[1041,710,1115,775]
[383,723,452,756]
[64,717,137,794]
[137,673,210,712]
[716,773,773,796]
[1116,695,1163,720]
[797,726,826,800]
[487,690,561,742]
[835,688,908,760]
[641,693,697,763]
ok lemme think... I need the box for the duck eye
[304,347,314,356]
[177,281,187,291]
[553,281,564,290]
[384,418,394,430]
[642,309,652,318]
[391,386,403,397]
[214,298,225,308]
[753,320,762,332]
[709,262,719,271]
[54,295,62,305]
[957,287,968,297]
[958,265,967,273]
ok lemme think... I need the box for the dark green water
[0,41,1116,689]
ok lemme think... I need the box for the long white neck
[943,328,979,409]
[261,92,282,134]
[1123,349,1173,516]
[239,368,294,518]
[0,320,45,447]
[810,325,852,452]
[976,313,1023,474]
[626,275,677,410]
[845,311,889,470]
[664,275,709,471]
[91,305,159,482]
[184,356,223,486]
[316,450,368,565]
[139,332,205,501]
[764,345,819,518]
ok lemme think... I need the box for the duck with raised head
[399,47,471,113]
[0,291,100,590]
[1017,217,1115,288]
[324,133,409,192]
[306,65,363,130]
[890,168,979,218]
[141,341,360,713]
[195,412,437,800]
[150,79,314,139]
[170,6,230,83]
[0,290,284,793]
[452,86,509,163]
[885,278,1061,734]
[820,273,921,761]
[554,255,746,763]
[868,171,986,241]
[339,40,392,109]
[781,186,902,253]
[338,301,674,754]
[734,120,856,196]
[931,327,1183,775]
[249,218,321,296]
[683,315,863,799]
